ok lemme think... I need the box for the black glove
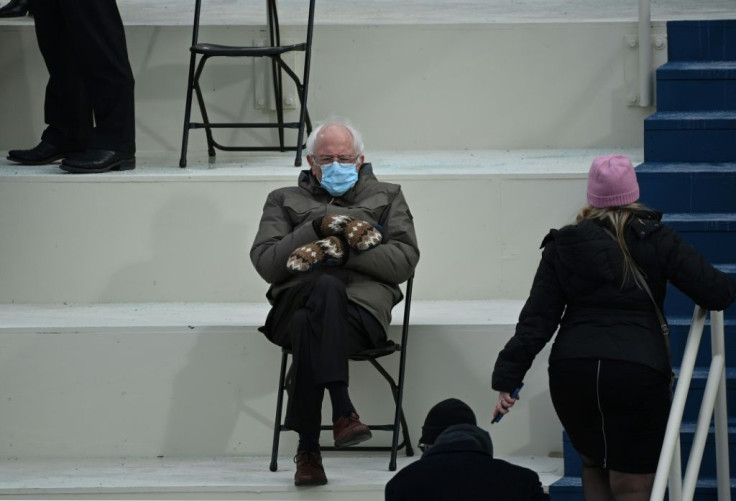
[313,214,382,251]
[286,236,347,274]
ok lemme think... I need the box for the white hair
[305,117,365,157]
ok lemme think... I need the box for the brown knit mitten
[286,236,346,274]
[314,215,382,251]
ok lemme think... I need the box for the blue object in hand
[492,384,523,424]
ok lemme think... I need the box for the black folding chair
[269,275,415,472]
[180,0,315,168]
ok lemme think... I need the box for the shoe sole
[6,153,70,166]
[59,158,136,174]
[334,429,372,448]
[294,477,328,487]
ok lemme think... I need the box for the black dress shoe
[60,149,135,174]
[0,0,30,18]
[7,140,82,165]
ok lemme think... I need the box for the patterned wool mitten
[286,236,346,274]
[314,215,383,252]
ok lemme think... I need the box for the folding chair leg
[269,351,290,472]
[294,0,316,167]
[179,52,198,168]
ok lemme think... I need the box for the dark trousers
[29,0,135,152]
[263,274,385,435]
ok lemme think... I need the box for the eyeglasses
[316,155,359,166]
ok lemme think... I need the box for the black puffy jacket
[492,210,736,393]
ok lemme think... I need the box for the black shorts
[549,358,671,474]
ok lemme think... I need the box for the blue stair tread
[662,212,736,229]
[549,476,581,489]
[675,367,736,381]
[667,316,736,326]
[637,162,736,173]
[645,111,736,129]
[679,418,736,434]
[658,61,736,79]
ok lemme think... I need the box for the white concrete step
[0,454,563,500]
[1,12,665,153]
[0,300,565,461]
[0,148,640,304]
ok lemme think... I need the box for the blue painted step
[668,20,736,62]
[675,370,736,426]
[559,418,736,479]
[664,264,736,317]
[656,61,736,111]
[663,213,736,263]
[637,163,736,213]
[668,317,736,367]
[550,475,736,501]
[644,111,736,163]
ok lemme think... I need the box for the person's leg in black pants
[265,274,385,446]
[29,0,91,150]
[60,0,135,154]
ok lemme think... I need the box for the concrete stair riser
[656,62,736,112]
[664,266,736,317]
[643,112,736,163]
[637,163,736,213]
[668,20,736,61]
[0,22,656,154]
[668,321,736,367]
[550,476,736,501]
[0,169,590,303]
[560,425,736,479]
[0,319,562,459]
[663,214,736,263]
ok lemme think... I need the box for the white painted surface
[0,149,640,303]
[0,21,665,152]
[1,0,733,26]
[0,300,566,459]
[0,454,563,499]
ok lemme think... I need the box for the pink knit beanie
[587,154,640,208]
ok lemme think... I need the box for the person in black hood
[385,398,548,501]
[491,155,736,501]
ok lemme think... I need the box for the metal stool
[180,0,315,167]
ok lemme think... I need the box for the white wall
[0,22,664,152]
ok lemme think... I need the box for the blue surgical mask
[320,161,359,196]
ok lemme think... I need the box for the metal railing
[638,0,653,106]
[651,306,731,501]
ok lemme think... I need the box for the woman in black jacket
[491,154,735,501]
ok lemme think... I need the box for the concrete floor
[0,0,734,26]
[0,454,564,498]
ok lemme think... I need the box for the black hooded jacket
[385,424,548,501]
[493,210,735,392]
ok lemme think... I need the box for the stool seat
[191,42,308,57]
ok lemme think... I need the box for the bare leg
[580,454,613,501]
[609,470,655,501]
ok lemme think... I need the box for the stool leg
[179,52,198,168]
[270,351,290,472]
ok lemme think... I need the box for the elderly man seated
[250,117,420,486]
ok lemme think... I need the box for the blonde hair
[575,202,649,287]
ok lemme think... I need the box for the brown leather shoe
[294,451,327,486]
[333,412,372,447]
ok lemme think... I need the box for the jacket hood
[549,209,662,283]
[426,424,494,458]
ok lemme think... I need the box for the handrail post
[638,0,652,106]
[651,306,707,501]
[710,311,731,501]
